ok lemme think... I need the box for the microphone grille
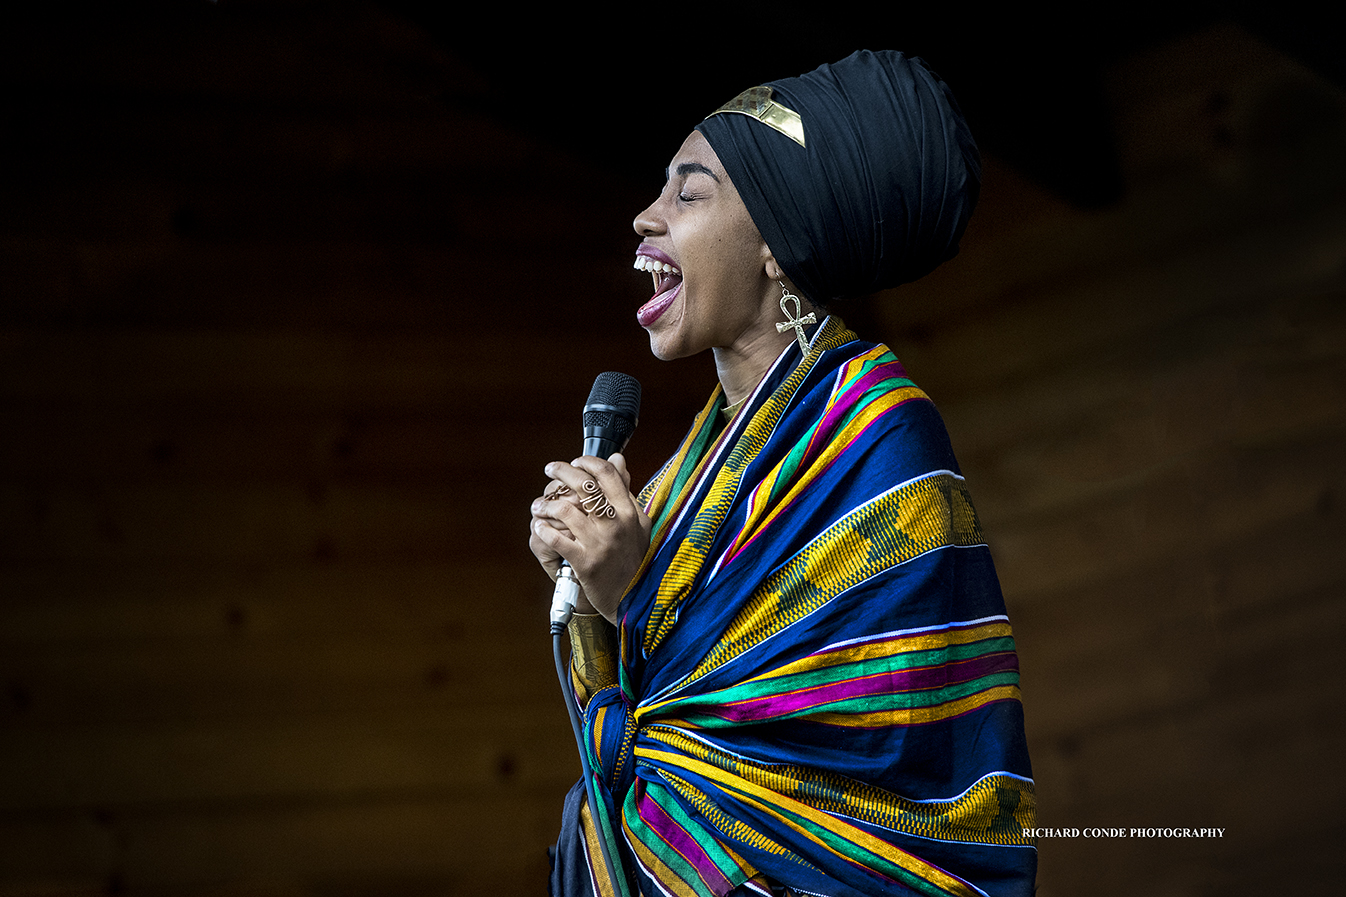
[584,371,641,442]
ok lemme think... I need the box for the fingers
[530,469,584,573]
[529,513,573,560]
[535,458,629,526]
[529,455,652,623]
[570,456,635,512]
[533,466,587,524]
[534,458,645,552]
[531,460,608,565]
[532,473,587,529]
[609,452,633,490]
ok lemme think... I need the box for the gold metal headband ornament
[705,86,806,148]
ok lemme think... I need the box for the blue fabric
[553,319,1035,897]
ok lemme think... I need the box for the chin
[644,319,690,362]
[646,333,684,362]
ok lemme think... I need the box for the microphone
[550,372,641,629]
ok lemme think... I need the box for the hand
[529,453,652,623]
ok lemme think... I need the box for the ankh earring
[775,281,816,353]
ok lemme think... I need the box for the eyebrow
[666,161,721,182]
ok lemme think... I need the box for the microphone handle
[551,428,628,626]
[583,435,623,458]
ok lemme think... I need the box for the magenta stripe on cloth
[637,785,734,893]
[807,360,909,456]
[701,652,1019,722]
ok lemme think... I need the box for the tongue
[637,279,682,327]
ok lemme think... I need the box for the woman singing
[529,50,1036,897]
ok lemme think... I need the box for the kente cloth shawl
[550,317,1036,897]
[696,50,981,306]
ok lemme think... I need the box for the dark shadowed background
[2,1,1343,895]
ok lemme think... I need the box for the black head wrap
[695,49,980,305]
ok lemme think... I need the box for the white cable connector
[549,564,581,629]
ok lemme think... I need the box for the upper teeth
[634,256,680,276]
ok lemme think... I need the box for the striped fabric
[552,318,1035,897]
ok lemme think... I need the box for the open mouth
[634,254,683,327]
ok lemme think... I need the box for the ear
[763,251,785,283]
[762,253,819,311]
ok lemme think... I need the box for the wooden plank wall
[882,23,1346,896]
[0,5,677,896]
[2,5,1342,897]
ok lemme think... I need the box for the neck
[712,328,796,406]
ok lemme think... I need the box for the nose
[632,189,666,237]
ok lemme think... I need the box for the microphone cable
[552,610,625,896]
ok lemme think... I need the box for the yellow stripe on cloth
[638,747,986,897]
[579,797,619,897]
[644,727,1035,847]
[666,472,984,693]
